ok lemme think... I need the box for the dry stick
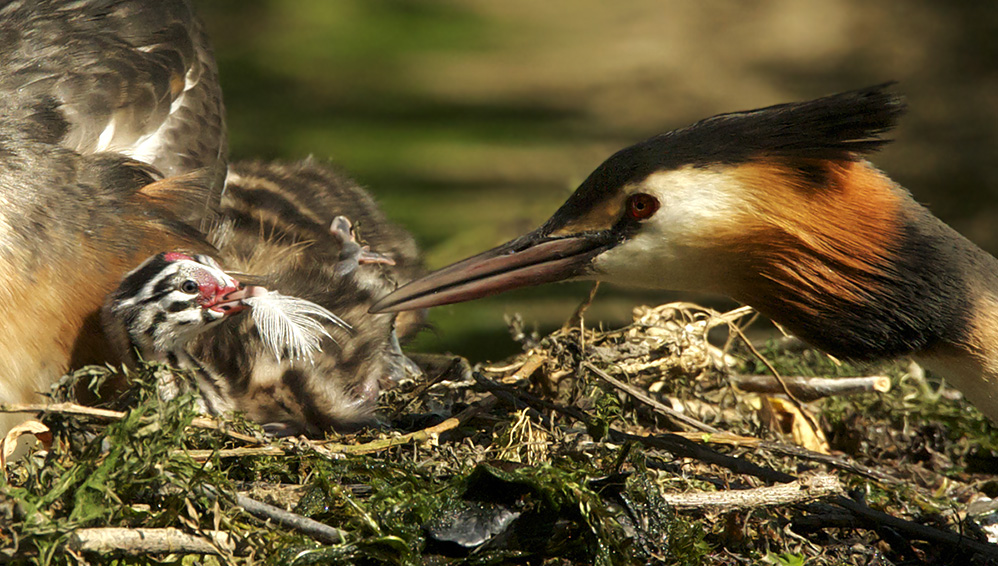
[582,362,900,483]
[507,353,547,383]
[669,431,902,486]
[319,396,498,456]
[0,403,263,446]
[731,374,891,401]
[0,403,123,420]
[65,528,242,556]
[472,373,998,560]
[189,417,264,445]
[183,396,499,461]
[727,325,822,432]
[562,281,601,332]
[832,496,998,558]
[232,491,346,545]
[185,446,286,461]
[582,362,719,434]
[661,473,843,512]
[193,484,347,546]
[389,356,465,420]
[790,506,857,530]
[483,360,525,373]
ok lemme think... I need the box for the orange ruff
[723,159,903,317]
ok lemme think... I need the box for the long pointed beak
[370,231,612,313]
[209,284,269,315]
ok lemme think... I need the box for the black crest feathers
[631,83,905,172]
[660,82,906,164]
[551,84,906,223]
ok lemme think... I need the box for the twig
[389,356,467,419]
[188,417,263,445]
[507,352,548,383]
[832,496,998,558]
[611,429,792,483]
[0,403,123,420]
[582,362,719,433]
[791,506,859,530]
[65,528,242,556]
[670,430,762,447]
[668,431,903,486]
[317,396,496,456]
[185,446,287,461]
[184,396,499,462]
[194,484,347,546]
[483,360,526,373]
[731,374,891,401]
[562,281,601,331]
[726,325,821,432]
[662,473,842,512]
[231,491,346,545]
[0,402,262,446]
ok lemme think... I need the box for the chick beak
[370,230,613,313]
[209,284,269,315]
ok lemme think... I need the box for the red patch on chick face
[191,270,242,311]
[163,253,241,311]
[193,271,226,307]
[164,252,195,263]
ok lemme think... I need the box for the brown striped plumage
[1,1,424,437]
[188,160,425,434]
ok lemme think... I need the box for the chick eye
[627,193,660,220]
[180,280,199,294]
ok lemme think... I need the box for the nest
[3,301,998,565]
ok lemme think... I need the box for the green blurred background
[197,0,998,361]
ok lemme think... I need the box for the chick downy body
[190,160,425,435]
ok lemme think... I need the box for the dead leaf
[759,396,829,454]
[1,420,53,478]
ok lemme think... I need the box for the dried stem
[732,374,891,401]
[662,473,842,512]
[0,402,262,446]
[65,528,242,556]
[582,362,718,433]
[727,324,821,432]
[184,396,498,461]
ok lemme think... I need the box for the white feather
[244,292,351,363]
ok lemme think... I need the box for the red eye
[627,193,659,220]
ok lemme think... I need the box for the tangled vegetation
[3,302,998,565]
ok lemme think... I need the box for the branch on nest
[182,396,498,462]
[731,374,891,401]
[582,361,718,434]
[662,473,842,512]
[188,484,347,546]
[0,402,262,446]
[65,528,243,556]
